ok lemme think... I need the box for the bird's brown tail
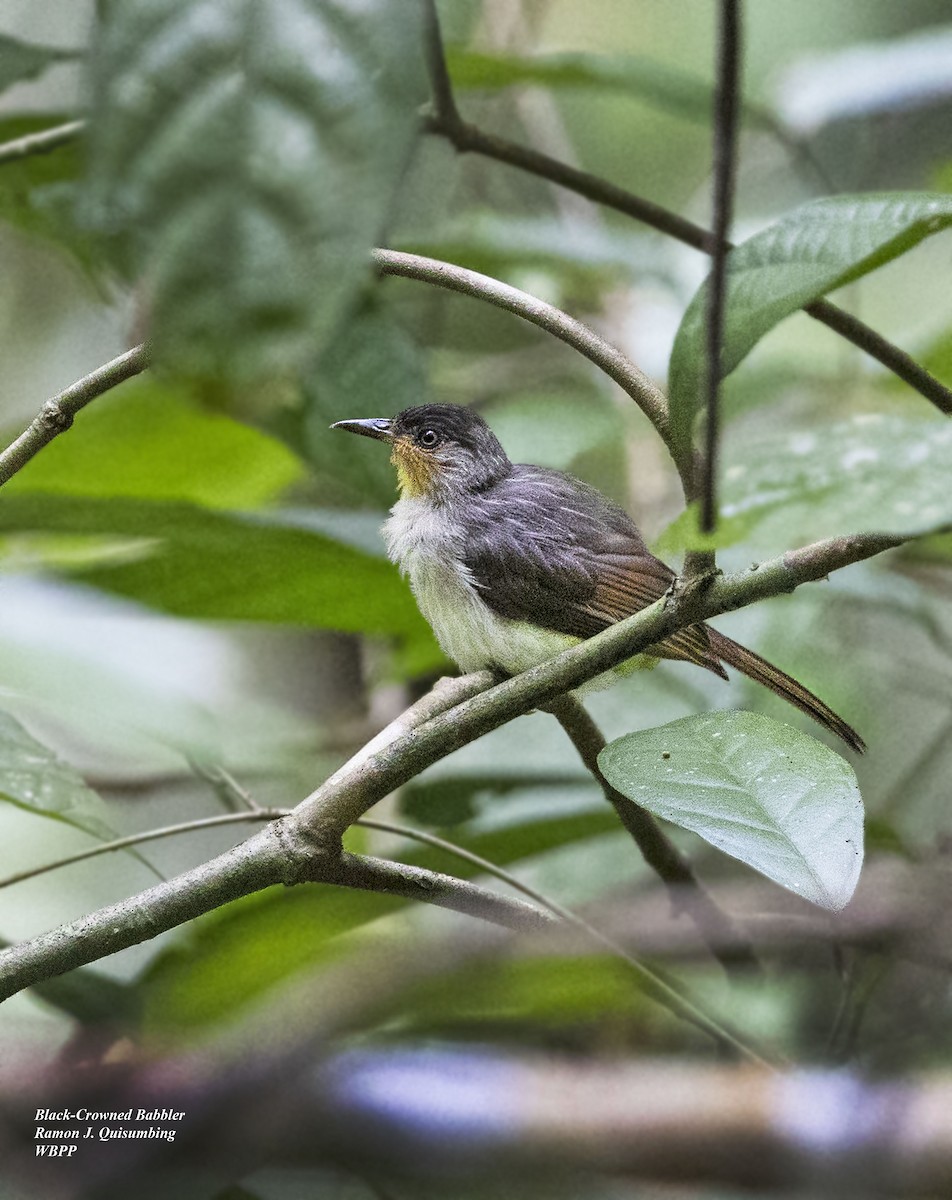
[705,627,866,754]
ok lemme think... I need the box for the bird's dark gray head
[332,403,511,499]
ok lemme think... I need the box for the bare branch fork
[0,42,915,1022]
[0,526,901,1007]
[0,235,906,1018]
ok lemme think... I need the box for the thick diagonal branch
[0,530,900,1003]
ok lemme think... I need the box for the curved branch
[0,344,147,486]
[0,528,901,1004]
[372,247,697,494]
[322,853,552,932]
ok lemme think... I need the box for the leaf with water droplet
[657,413,952,552]
[598,710,864,910]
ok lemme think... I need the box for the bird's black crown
[391,404,512,492]
[390,404,491,451]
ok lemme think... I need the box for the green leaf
[84,0,426,380]
[6,376,304,508]
[668,193,952,450]
[0,115,99,272]
[292,310,427,509]
[598,710,864,910]
[657,413,952,552]
[0,494,431,643]
[0,34,77,95]
[0,710,115,841]
[447,49,732,128]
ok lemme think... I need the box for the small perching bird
[333,404,864,753]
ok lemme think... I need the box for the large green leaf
[0,710,115,841]
[0,34,77,95]
[598,711,864,910]
[668,193,952,450]
[657,413,952,552]
[0,494,431,643]
[5,376,303,508]
[83,0,426,379]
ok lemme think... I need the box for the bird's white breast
[383,497,577,674]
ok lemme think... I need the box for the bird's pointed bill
[331,418,393,441]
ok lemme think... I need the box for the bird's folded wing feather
[461,467,724,675]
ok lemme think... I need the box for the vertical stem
[701,0,743,533]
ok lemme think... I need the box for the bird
[332,403,864,753]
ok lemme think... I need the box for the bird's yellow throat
[391,437,437,498]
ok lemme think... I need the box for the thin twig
[190,759,263,812]
[0,344,147,486]
[422,0,461,129]
[701,0,742,533]
[545,695,761,977]
[0,810,289,890]
[0,118,85,167]
[423,120,952,417]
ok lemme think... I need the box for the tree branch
[372,247,697,494]
[0,344,147,486]
[0,528,902,1003]
[424,117,952,417]
[319,852,552,932]
[0,119,85,167]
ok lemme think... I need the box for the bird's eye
[419,429,439,448]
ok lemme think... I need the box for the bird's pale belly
[414,555,579,674]
[384,498,577,674]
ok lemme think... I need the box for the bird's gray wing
[461,467,724,673]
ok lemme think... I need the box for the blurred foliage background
[1,0,952,1196]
